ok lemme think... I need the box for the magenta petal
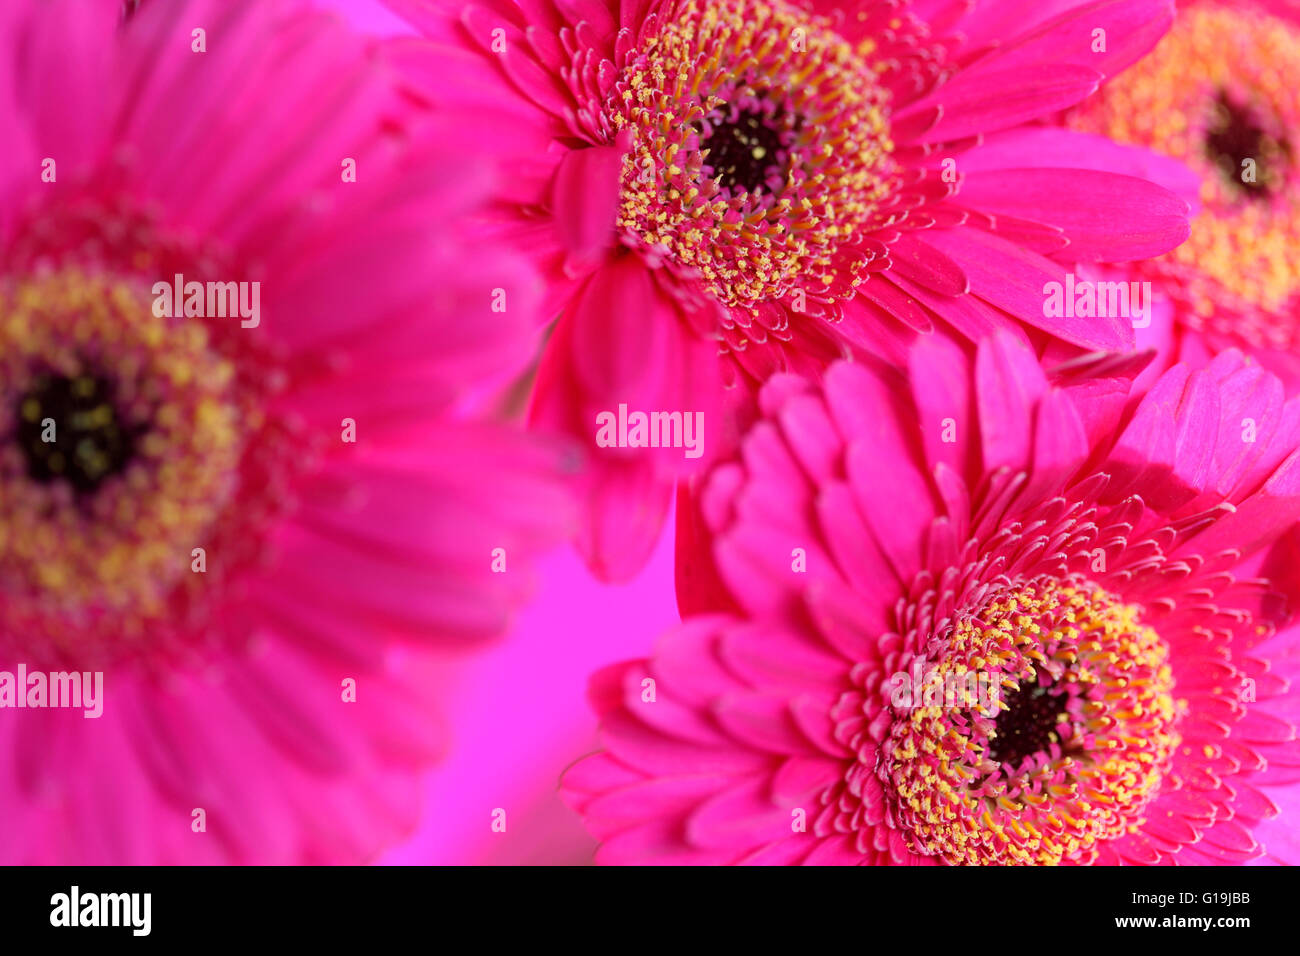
[908,332,973,477]
[815,480,905,623]
[887,232,971,296]
[555,0,617,36]
[896,65,1101,143]
[1199,819,1261,856]
[719,625,850,693]
[568,257,668,405]
[1169,370,1221,499]
[737,836,818,865]
[1022,388,1088,503]
[923,227,1132,351]
[956,127,1201,207]
[959,0,1174,85]
[582,776,726,839]
[463,6,572,116]
[714,693,813,754]
[550,143,623,273]
[958,168,1190,262]
[856,275,935,333]
[771,755,844,802]
[800,833,863,865]
[685,778,795,849]
[599,710,771,776]
[1182,452,1300,560]
[621,669,737,748]
[581,460,675,582]
[596,820,739,865]
[777,392,841,486]
[846,439,935,584]
[951,0,1109,49]
[562,753,646,805]
[788,693,853,758]
[975,330,1048,473]
[651,617,749,707]
[1209,365,1285,498]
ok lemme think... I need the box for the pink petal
[957,168,1190,262]
[896,65,1101,143]
[551,142,623,273]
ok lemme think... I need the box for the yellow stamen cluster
[882,580,1178,865]
[609,0,896,310]
[0,271,244,638]
[1068,4,1300,343]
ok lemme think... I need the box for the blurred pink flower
[564,333,1300,864]
[382,0,1192,582]
[1068,0,1300,390]
[0,0,575,863]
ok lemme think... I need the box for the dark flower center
[17,371,136,494]
[699,98,795,198]
[987,682,1069,768]
[1204,92,1287,199]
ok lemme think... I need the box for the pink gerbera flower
[1067,0,1300,389]
[0,0,574,863]
[383,0,1192,580]
[563,332,1300,864]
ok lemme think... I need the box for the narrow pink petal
[599,710,773,776]
[958,0,1174,85]
[955,127,1201,206]
[908,332,973,477]
[551,143,622,273]
[887,233,970,296]
[896,65,1101,143]
[714,693,816,754]
[685,778,794,849]
[922,228,1132,351]
[976,330,1048,473]
[958,168,1189,261]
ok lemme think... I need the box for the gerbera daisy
[1067,0,1300,388]
[0,0,575,863]
[383,0,1193,580]
[563,332,1300,864]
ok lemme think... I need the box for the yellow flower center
[1068,4,1300,345]
[610,0,897,311]
[0,271,267,660]
[882,580,1179,865]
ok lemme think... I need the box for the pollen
[880,579,1178,866]
[608,0,897,312]
[0,271,274,665]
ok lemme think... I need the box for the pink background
[323,0,676,865]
